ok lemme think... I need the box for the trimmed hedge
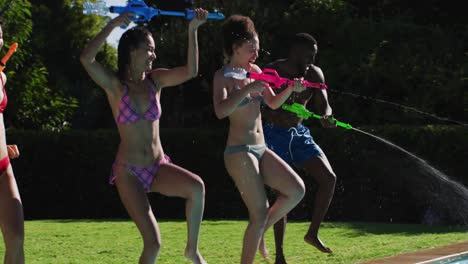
[7,125,468,224]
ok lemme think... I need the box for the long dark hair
[117,26,152,81]
[221,15,257,63]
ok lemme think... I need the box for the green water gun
[281,103,353,129]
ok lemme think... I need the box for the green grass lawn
[0,220,467,263]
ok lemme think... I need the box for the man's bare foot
[185,248,207,264]
[304,234,332,254]
[275,254,287,264]
[258,236,270,260]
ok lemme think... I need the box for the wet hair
[221,15,257,63]
[117,26,153,81]
[289,33,317,50]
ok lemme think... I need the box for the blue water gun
[83,0,225,25]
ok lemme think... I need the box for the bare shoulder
[306,64,325,83]
[105,78,125,102]
[148,68,170,78]
[213,68,226,82]
[264,59,285,71]
[308,64,323,75]
[149,68,169,74]
[250,64,262,73]
[214,67,224,77]
[147,68,169,86]
[213,68,228,89]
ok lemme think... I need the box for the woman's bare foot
[258,236,270,260]
[304,234,332,254]
[185,248,207,264]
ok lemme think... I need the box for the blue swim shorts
[263,122,323,168]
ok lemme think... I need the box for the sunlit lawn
[0,220,467,263]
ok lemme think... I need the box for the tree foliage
[1,0,79,131]
[29,0,117,129]
[148,0,467,127]
[2,0,466,129]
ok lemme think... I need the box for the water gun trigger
[110,2,157,28]
[262,69,284,87]
[249,69,286,88]
[298,112,310,119]
[282,103,353,129]
[261,68,280,77]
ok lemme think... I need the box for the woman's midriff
[226,117,264,146]
[115,122,165,166]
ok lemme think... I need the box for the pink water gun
[224,67,327,89]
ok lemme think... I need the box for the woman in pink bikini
[81,10,208,264]
[0,22,24,264]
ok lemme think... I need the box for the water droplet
[261,49,271,56]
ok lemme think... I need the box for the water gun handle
[285,78,328,90]
[247,72,274,86]
[282,103,353,129]
[257,68,327,89]
[110,4,159,28]
[110,0,159,29]
[158,10,185,17]
[248,69,287,88]
[261,68,289,88]
[157,10,225,20]
[281,103,315,119]
[303,80,328,89]
[185,9,225,20]
[0,43,18,72]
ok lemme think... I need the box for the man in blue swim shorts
[262,33,337,263]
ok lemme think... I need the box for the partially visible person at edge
[80,10,209,264]
[0,21,24,264]
[212,15,307,264]
[261,33,337,264]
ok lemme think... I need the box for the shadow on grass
[29,219,468,238]
[30,218,195,224]
[328,221,468,237]
[31,218,249,224]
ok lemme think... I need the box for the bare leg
[0,167,25,264]
[225,152,269,264]
[258,234,270,260]
[152,163,206,264]
[273,215,287,264]
[260,149,305,261]
[258,196,270,260]
[114,166,161,264]
[261,149,305,231]
[301,153,336,254]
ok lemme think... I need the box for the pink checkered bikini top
[116,77,161,124]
